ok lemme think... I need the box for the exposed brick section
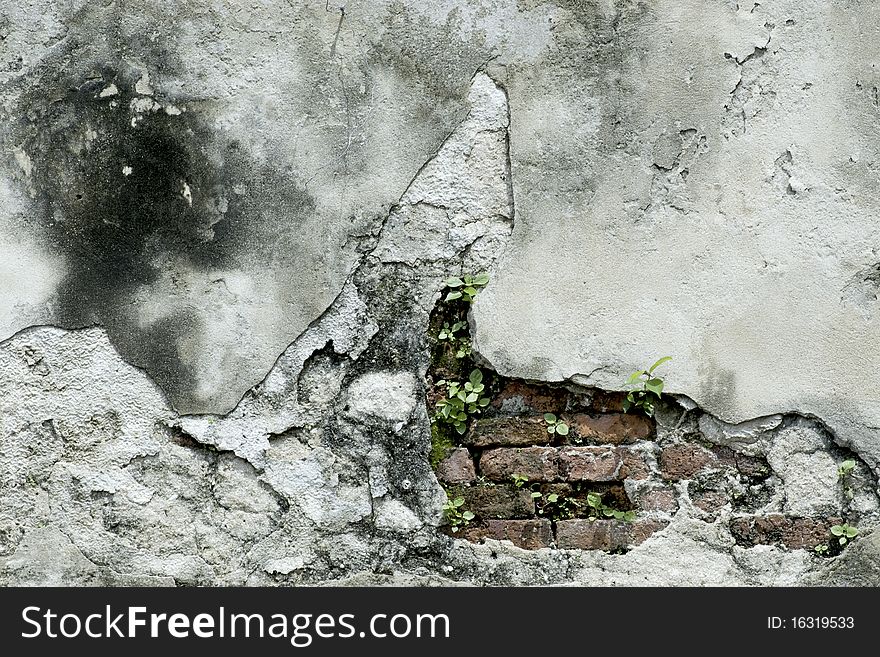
[629,519,670,545]
[659,443,715,480]
[480,447,558,481]
[557,446,622,481]
[618,446,651,479]
[466,416,550,448]
[533,482,632,517]
[436,448,475,483]
[735,454,771,477]
[590,390,627,413]
[636,487,679,513]
[556,519,668,550]
[691,490,728,513]
[491,381,563,414]
[463,519,553,549]
[429,372,857,554]
[569,413,653,444]
[711,446,736,468]
[730,514,843,549]
[458,485,535,519]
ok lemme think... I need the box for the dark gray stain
[4,37,316,411]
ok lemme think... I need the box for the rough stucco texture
[1,0,880,587]
[471,0,880,469]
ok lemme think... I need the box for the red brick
[590,390,627,413]
[618,446,651,479]
[465,416,551,448]
[630,519,669,545]
[491,381,564,414]
[479,447,558,482]
[556,519,668,550]
[557,447,622,481]
[712,446,736,468]
[692,490,728,513]
[459,485,535,519]
[436,448,475,484]
[783,518,840,549]
[463,519,552,549]
[569,413,653,444]
[735,454,771,477]
[637,487,679,513]
[659,443,714,480]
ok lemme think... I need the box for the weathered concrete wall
[1,0,878,586]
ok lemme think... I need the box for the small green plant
[533,491,579,520]
[437,320,471,359]
[512,474,529,489]
[814,543,829,556]
[543,413,569,437]
[442,495,475,532]
[586,491,636,522]
[837,459,856,500]
[444,273,489,303]
[622,356,672,417]
[437,320,467,342]
[434,369,491,435]
[831,523,858,546]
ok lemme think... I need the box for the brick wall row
[433,380,848,552]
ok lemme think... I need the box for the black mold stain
[7,49,316,411]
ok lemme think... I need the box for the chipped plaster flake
[12,146,32,176]
[99,83,118,98]
[134,72,154,96]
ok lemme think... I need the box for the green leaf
[469,369,483,384]
[478,398,491,407]
[846,527,858,538]
[531,492,542,498]
[556,423,569,436]
[621,398,631,413]
[547,426,555,434]
[456,390,467,401]
[627,371,644,384]
[464,382,474,392]
[546,493,559,503]
[645,379,664,396]
[473,273,490,285]
[648,356,672,373]
[446,277,464,288]
[587,493,602,508]
[463,286,478,297]
[445,291,462,301]
[603,508,614,517]
[465,392,478,403]
[453,497,465,507]
[462,511,475,521]
[455,423,467,435]
[831,525,844,536]
[840,537,847,545]
[543,413,557,423]
[472,383,484,393]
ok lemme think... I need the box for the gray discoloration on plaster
[1,0,878,587]
[0,0,499,413]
